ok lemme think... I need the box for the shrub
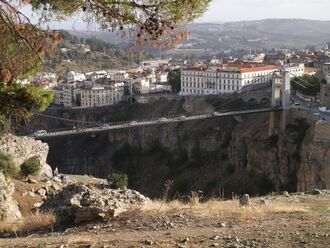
[106,173,128,189]
[0,152,17,177]
[20,157,40,176]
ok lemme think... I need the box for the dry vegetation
[1,193,329,248]
[0,211,55,234]
[145,196,309,220]
[2,175,329,247]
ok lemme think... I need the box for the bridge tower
[268,72,291,136]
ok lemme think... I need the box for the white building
[133,78,150,94]
[180,65,276,95]
[90,71,108,82]
[157,72,169,83]
[279,63,305,78]
[140,59,170,69]
[67,71,85,82]
[80,83,124,108]
[112,72,129,81]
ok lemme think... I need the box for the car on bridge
[212,111,220,116]
[33,130,47,137]
[178,115,186,120]
[130,121,138,126]
[101,124,110,129]
[159,117,168,122]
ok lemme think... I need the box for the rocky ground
[1,186,329,248]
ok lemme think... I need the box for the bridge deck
[32,107,281,138]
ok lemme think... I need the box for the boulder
[41,183,149,223]
[36,188,47,198]
[0,133,52,177]
[0,172,22,221]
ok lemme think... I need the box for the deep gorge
[23,97,330,198]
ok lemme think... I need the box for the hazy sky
[200,0,330,22]
[25,0,330,30]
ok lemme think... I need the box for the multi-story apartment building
[54,81,80,107]
[180,65,277,95]
[80,83,124,108]
[133,78,150,94]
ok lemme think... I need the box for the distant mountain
[68,19,330,57]
[187,19,330,49]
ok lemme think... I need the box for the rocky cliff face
[23,97,329,198]
[0,133,52,177]
[41,110,330,198]
[0,172,22,221]
[297,122,330,191]
[229,114,310,192]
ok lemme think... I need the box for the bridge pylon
[268,72,291,136]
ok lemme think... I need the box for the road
[291,93,330,123]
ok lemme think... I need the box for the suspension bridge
[31,107,282,138]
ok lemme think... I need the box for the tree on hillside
[0,0,210,132]
[168,69,181,93]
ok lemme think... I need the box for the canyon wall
[24,98,330,198]
[38,110,330,198]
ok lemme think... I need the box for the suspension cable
[32,112,102,125]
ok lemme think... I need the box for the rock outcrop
[0,133,52,177]
[41,183,149,223]
[297,122,330,191]
[0,172,22,221]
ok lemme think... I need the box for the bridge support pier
[268,72,291,136]
[268,110,288,136]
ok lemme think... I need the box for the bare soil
[1,194,329,248]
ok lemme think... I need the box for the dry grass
[0,211,56,234]
[144,195,309,220]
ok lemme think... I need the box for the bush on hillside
[0,152,17,177]
[20,157,40,176]
[106,173,128,189]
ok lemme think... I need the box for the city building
[180,65,276,95]
[62,84,75,108]
[140,59,170,69]
[67,71,85,82]
[304,67,317,75]
[80,83,124,108]
[264,53,289,65]
[279,63,305,78]
[133,78,150,94]
[323,62,330,77]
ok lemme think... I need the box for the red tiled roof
[240,65,276,73]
